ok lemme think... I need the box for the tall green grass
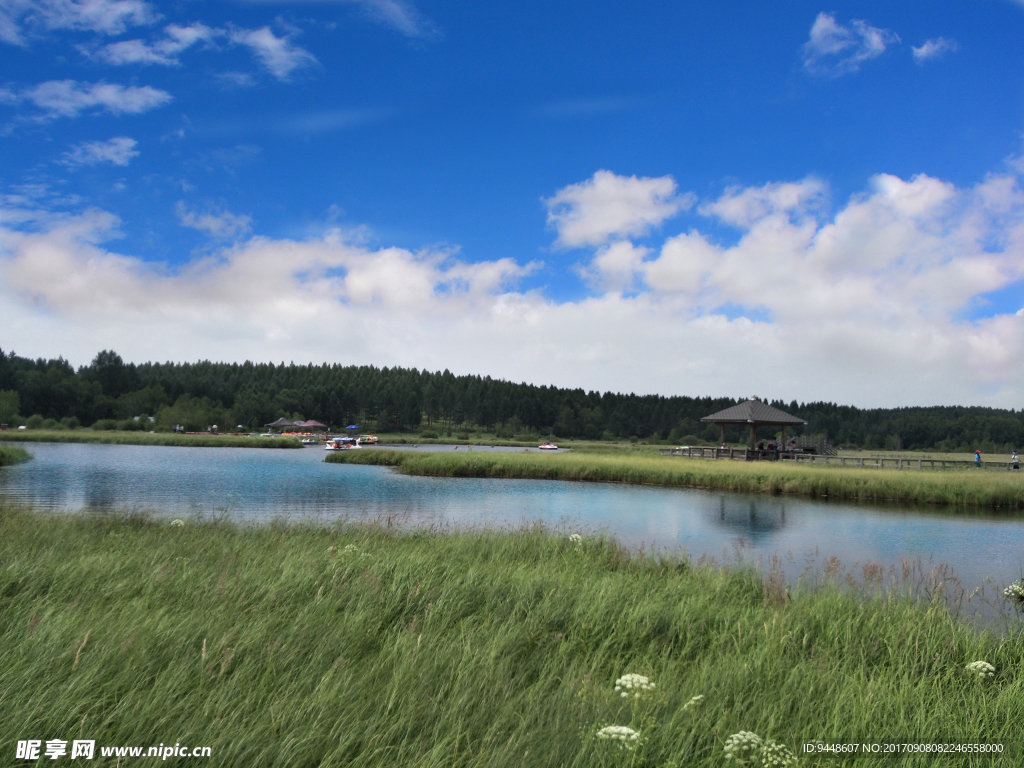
[1,506,1020,767]
[0,430,302,449]
[327,449,1024,510]
[0,445,31,466]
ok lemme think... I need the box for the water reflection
[710,497,787,542]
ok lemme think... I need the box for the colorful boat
[324,437,358,451]
[538,442,558,450]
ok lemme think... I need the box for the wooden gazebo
[700,397,806,449]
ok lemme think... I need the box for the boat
[357,435,378,445]
[324,437,358,451]
[538,442,558,450]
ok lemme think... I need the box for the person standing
[1013,450,1020,471]
[974,449,982,468]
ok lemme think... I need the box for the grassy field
[327,449,1024,511]
[0,445,32,466]
[1,506,1020,767]
[0,430,303,449]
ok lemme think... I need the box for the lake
[2,442,1022,615]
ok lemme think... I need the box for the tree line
[0,348,1021,451]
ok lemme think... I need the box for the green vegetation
[3,347,1024,450]
[1,506,1021,767]
[0,430,302,449]
[327,449,1024,510]
[0,444,31,466]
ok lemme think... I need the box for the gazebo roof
[300,420,328,429]
[265,417,298,428]
[700,398,806,426]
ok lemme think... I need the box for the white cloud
[544,170,695,249]
[0,0,157,45]
[229,26,317,81]
[239,0,439,40]
[59,135,138,166]
[175,202,252,239]
[802,12,900,77]
[911,37,958,63]
[214,71,256,89]
[2,79,171,120]
[93,23,315,81]
[92,22,216,65]
[577,240,649,293]
[698,178,828,228]
[1,166,1023,408]
[346,0,438,39]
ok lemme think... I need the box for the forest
[0,348,1022,451]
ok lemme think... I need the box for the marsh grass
[0,445,32,466]
[1,505,1022,766]
[0,431,302,449]
[326,449,1024,511]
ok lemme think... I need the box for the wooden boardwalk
[658,446,1019,471]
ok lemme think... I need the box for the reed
[1,505,1021,767]
[0,430,303,449]
[327,449,1024,510]
[0,444,31,466]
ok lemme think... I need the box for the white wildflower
[596,725,640,750]
[170,519,185,527]
[614,673,655,698]
[569,533,582,546]
[1003,580,1024,603]
[724,731,763,763]
[342,544,359,555]
[965,660,995,679]
[760,740,798,768]
[682,694,704,711]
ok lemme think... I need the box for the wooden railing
[658,447,1019,471]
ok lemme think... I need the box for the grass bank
[1,506,1021,767]
[0,445,31,466]
[0,430,302,449]
[327,449,1024,510]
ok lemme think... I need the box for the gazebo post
[748,423,756,450]
[781,426,787,449]
[720,424,726,445]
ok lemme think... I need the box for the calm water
[2,443,1023,608]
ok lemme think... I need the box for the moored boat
[538,442,558,450]
[325,437,358,451]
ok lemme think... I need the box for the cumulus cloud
[59,135,138,166]
[1,79,171,120]
[175,202,252,239]
[802,12,900,77]
[544,170,695,249]
[911,37,958,63]
[0,0,157,45]
[91,22,216,65]
[229,26,317,81]
[1,167,1023,408]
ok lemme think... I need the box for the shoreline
[326,449,1024,511]
[0,445,31,466]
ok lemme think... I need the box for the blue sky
[1,0,1023,407]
